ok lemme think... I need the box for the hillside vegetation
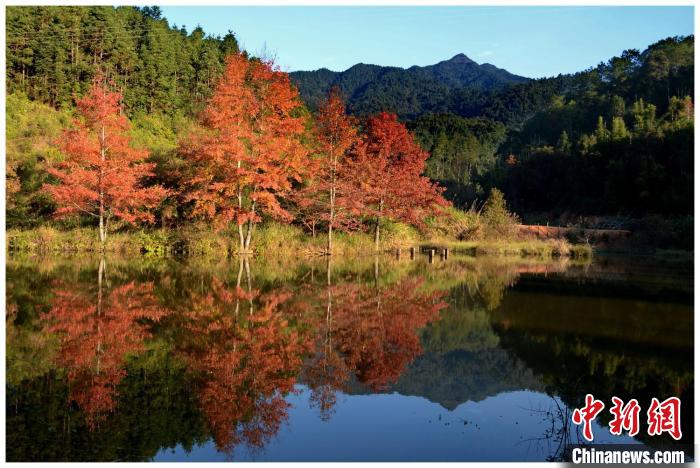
[6,6,694,252]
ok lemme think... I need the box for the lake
[5,252,693,461]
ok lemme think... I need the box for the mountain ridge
[290,53,529,119]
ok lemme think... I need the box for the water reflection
[5,253,693,461]
[40,258,166,427]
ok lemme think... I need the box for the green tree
[556,130,571,154]
[611,116,630,141]
[595,116,609,141]
[481,188,518,238]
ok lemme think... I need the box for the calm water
[6,252,693,461]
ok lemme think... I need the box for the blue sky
[160,6,693,78]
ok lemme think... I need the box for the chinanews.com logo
[565,394,690,464]
[566,446,688,464]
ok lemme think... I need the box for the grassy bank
[420,239,592,259]
[5,222,416,256]
[7,221,590,259]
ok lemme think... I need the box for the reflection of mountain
[342,280,544,410]
[390,286,543,409]
[392,348,544,410]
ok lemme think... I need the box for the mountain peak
[447,53,475,64]
[289,53,528,118]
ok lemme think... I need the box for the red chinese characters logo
[572,394,605,442]
[609,397,641,436]
[647,397,682,440]
[571,395,682,442]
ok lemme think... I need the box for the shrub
[381,221,420,249]
[426,206,483,241]
[481,188,519,239]
[254,222,306,254]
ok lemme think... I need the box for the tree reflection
[40,257,165,427]
[303,257,449,419]
[175,257,309,455]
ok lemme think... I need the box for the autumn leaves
[184,53,308,253]
[43,80,168,245]
[44,52,448,253]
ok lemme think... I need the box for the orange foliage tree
[342,112,448,251]
[294,87,358,253]
[43,77,168,248]
[184,53,308,253]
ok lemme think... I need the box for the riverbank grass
[7,222,590,259]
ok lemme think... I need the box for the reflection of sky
[155,387,638,462]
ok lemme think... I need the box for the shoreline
[8,224,595,259]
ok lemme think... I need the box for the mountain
[290,54,529,119]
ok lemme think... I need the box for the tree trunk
[99,210,106,248]
[327,154,336,255]
[96,256,105,375]
[238,223,245,254]
[374,220,380,252]
[374,200,383,252]
[244,208,255,253]
[244,222,254,252]
[328,179,335,255]
[242,197,256,254]
[99,125,106,251]
[236,159,246,254]
[327,220,333,255]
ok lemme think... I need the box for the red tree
[43,77,168,248]
[184,53,308,253]
[342,112,448,251]
[297,87,358,253]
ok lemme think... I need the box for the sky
[160,6,693,78]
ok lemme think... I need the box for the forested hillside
[7,6,234,227]
[6,6,695,241]
[290,53,527,119]
[498,36,694,219]
[293,36,694,221]
[7,6,237,116]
